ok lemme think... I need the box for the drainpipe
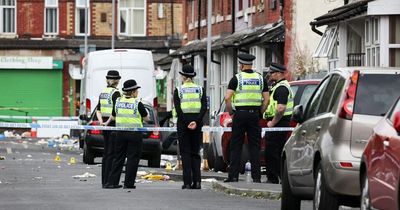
[171,0,174,36]
[231,0,235,34]
[198,0,201,39]
[311,24,323,36]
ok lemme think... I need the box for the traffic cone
[69,157,77,164]
[54,152,61,163]
[165,162,172,171]
[31,119,37,138]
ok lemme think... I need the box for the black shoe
[223,178,238,183]
[252,179,261,183]
[181,184,191,189]
[104,184,123,189]
[123,185,136,189]
[190,182,201,189]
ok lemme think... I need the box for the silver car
[281,67,400,210]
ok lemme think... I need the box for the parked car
[281,67,400,210]
[81,101,162,168]
[207,79,320,172]
[159,111,178,155]
[360,97,400,210]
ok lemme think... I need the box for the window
[298,84,318,108]
[239,0,243,11]
[118,0,146,36]
[317,75,340,114]
[305,77,330,120]
[354,74,400,116]
[0,0,16,33]
[313,25,338,58]
[75,0,90,35]
[45,0,58,34]
[389,16,400,67]
[366,17,380,67]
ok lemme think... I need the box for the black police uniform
[174,65,207,189]
[226,54,269,182]
[97,88,121,187]
[106,80,148,189]
[265,80,291,184]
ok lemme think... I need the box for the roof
[170,40,209,57]
[310,0,372,27]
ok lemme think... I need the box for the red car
[207,79,320,172]
[360,97,400,210]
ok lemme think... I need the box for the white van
[79,49,157,117]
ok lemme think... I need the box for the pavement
[162,167,282,200]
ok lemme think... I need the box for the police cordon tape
[0,115,79,121]
[0,122,294,132]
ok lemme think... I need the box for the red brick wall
[18,0,44,37]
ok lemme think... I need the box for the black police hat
[106,70,121,79]
[122,79,141,91]
[269,63,286,73]
[238,53,256,65]
[179,65,196,77]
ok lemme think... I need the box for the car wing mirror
[394,111,400,135]
[292,105,304,124]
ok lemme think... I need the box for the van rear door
[351,72,400,158]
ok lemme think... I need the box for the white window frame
[44,0,59,35]
[75,0,90,36]
[0,0,16,34]
[366,17,380,67]
[313,25,338,58]
[118,0,146,37]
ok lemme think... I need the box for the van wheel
[360,172,371,210]
[281,159,301,210]
[206,142,215,170]
[314,163,339,210]
[83,142,95,165]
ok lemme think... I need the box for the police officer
[96,70,121,188]
[174,65,207,189]
[105,79,150,189]
[224,53,269,183]
[264,63,293,184]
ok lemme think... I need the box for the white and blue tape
[0,115,78,121]
[0,122,294,132]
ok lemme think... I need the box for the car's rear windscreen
[354,74,400,116]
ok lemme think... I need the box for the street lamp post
[206,0,212,124]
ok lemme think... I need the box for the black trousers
[101,130,116,186]
[177,124,202,186]
[265,127,289,182]
[107,131,142,187]
[228,110,261,180]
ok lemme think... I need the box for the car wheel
[313,163,339,210]
[148,149,161,168]
[281,159,301,210]
[360,172,371,210]
[206,142,215,170]
[83,142,95,165]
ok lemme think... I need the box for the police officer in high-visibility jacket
[224,53,269,183]
[174,65,207,189]
[105,79,150,189]
[96,70,121,188]
[264,63,294,184]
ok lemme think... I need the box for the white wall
[293,0,343,71]
[368,0,400,15]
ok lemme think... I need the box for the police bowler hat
[269,63,286,73]
[106,70,121,79]
[238,53,256,65]
[122,79,141,91]
[179,65,196,77]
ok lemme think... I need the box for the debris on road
[140,173,170,181]
[0,156,5,160]
[26,155,32,158]
[72,172,96,179]
[201,178,217,183]
[32,177,43,181]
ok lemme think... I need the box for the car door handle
[383,138,390,147]
[301,130,307,136]
[315,126,321,132]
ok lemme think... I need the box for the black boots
[190,182,201,189]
